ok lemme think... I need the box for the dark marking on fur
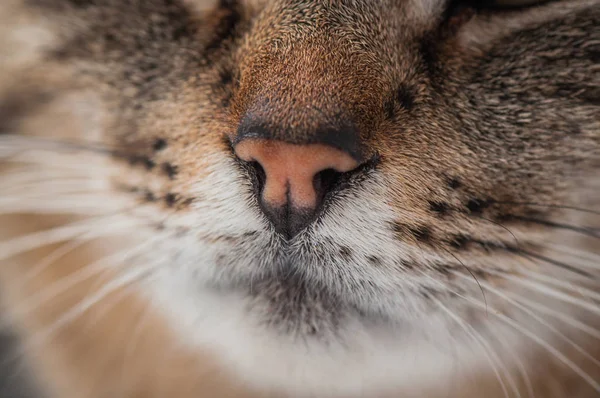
[419,37,440,77]
[433,263,454,277]
[152,138,167,151]
[181,197,194,207]
[391,222,408,237]
[142,158,156,170]
[367,255,382,266]
[396,84,416,110]
[429,201,449,216]
[165,193,177,207]
[219,69,233,86]
[466,198,490,214]
[144,190,157,202]
[385,99,396,119]
[449,234,470,250]
[117,184,141,194]
[222,90,234,107]
[215,254,227,266]
[339,246,353,260]
[162,163,178,179]
[410,226,432,243]
[204,1,241,54]
[447,177,462,190]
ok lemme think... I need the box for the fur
[0,0,599,397]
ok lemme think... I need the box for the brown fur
[0,0,599,397]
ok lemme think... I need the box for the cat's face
[1,0,599,396]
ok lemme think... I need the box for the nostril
[247,160,267,197]
[313,168,343,206]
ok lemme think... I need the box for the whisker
[507,294,600,341]
[430,296,516,398]
[1,181,107,195]
[0,215,142,261]
[0,193,125,205]
[17,236,94,292]
[464,298,600,394]
[512,248,595,279]
[0,198,131,215]
[86,283,137,331]
[413,269,518,396]
[504,215,599,239]
[422,268,600,394]
[24,266,152,354]
[489,201,600,216]
[539,242,600,268]
[0,172,94,186]
[0,134,119,158]
[486,325,535,398]
[485,271,600,316]
[471,239,595,279]
[476,215,522,249]
[9,230,162,318]
[442,248,488,313]
[3,151,115,169]
[119,299,154,391]
[455,273,600,368]
[519,269,600,302]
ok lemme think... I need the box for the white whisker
[11,232,164,318]
[463,296,600,393]
[1,181,107,195]
[4,152,109,168]
[82,285,136,330]
[487,272,600,316]
[519,269,600,302]
[487,325,535,398]
[25,265,152,350]
[541,242,600,266]
[455,273,600,368]
[431,296,514,398]
[0,215,141,261]
[415,268,518,397]
[513,297,600,340]
[18,236,94,290]
[1,172,93,186]
[0,200,128,215]
[0,194,124,206]
[119,299,154,391]
[0,134,106,153]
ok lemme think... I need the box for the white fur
[119,151,597,397]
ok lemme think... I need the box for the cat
[0,0,599,397]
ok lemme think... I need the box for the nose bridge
[232,37,378,160]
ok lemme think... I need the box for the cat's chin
[145,272,477,397]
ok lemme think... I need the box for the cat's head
[1,0,599,396]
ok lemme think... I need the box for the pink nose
[235,139,359,209]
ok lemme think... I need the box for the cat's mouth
[210,261,359,336]
[237,151,381,240]
[202,242,409,330]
